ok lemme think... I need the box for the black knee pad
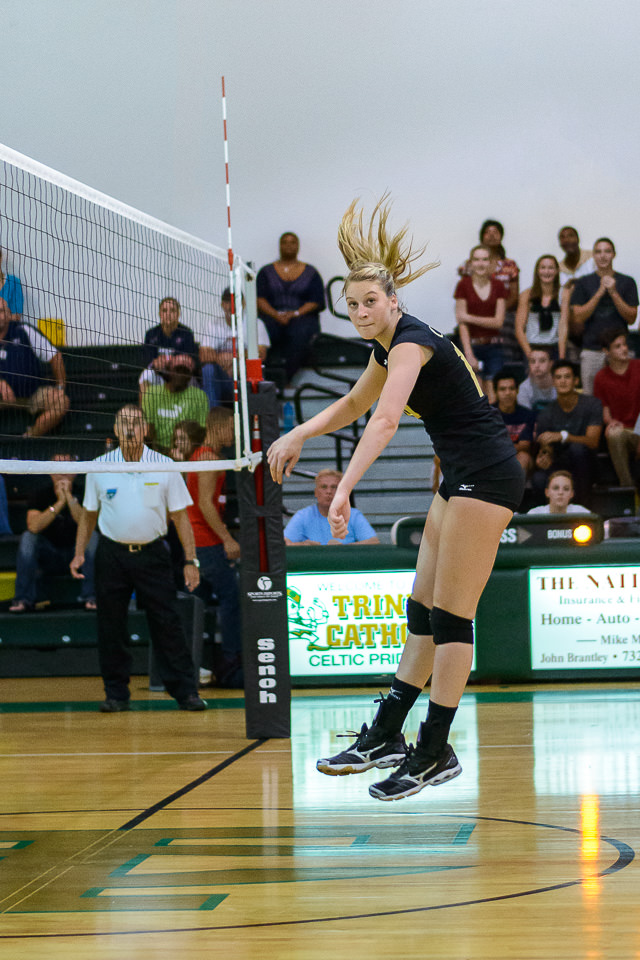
[431,606,474,645]
[406,597,432,636]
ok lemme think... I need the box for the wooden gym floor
[0,676,638,959]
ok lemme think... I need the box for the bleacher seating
[2,330,640,675]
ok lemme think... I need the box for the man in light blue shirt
[285,469,379,546]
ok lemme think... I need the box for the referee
[71,403,207,713]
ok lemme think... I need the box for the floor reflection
[290,694,479,807]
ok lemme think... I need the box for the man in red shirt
[593,330,640,487]
[185,407,243,687]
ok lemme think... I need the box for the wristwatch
[184,558,200,568]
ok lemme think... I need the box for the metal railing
[292,382,370,475]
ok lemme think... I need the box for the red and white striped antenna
[221,75,241,461]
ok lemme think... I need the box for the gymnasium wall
[3,0,639,337]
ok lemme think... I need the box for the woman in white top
[527,470,589,514]
[515,255,569,361]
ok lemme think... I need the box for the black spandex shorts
[438,456,525,512]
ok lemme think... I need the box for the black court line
[0,815,633,939]
[119,739,267,830]
[0,740,267,919]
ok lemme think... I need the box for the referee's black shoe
[99,698,131,713]
[179,695,208,711]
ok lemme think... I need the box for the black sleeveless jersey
[372,314,516,486]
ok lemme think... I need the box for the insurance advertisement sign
[529,565,640,671]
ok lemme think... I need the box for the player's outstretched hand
[267,427,304,483]
[328,489,350,540]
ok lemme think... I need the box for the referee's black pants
[95,535,197,703]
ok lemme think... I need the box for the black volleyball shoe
[316,722,408,776]
[368,742,462,800]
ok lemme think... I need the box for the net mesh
[0,143,257,475]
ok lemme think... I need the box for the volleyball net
[0,142,261,475]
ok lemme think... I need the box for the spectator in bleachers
[141,354,208,453]
[527,470,589,515]
[517,346,557,414]
[557,227,593,364]
[459,220,522,369]
[557,227,594,287]
[492,370,535,477]
[139,297,198,395]
[515,255,568,361]
[0,476,12,535]
[0,295,69,437]
[532,360,603,507]
[593,329,640,488]
[170,419,201,463]
[454,245,506,402]
[257,232,325,385]
[199,288,269,408]
[570,238,639,394]
[0,245,23,317]
[9,454,97,613]
[285,469,379,546]
[176,409,243,688]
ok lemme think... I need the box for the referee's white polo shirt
[83,446,192,544]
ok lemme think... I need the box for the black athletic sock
[418,699,457,758]
[372,678,422,735]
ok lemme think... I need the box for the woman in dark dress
[268,198,524,802]
[257,232,325,384]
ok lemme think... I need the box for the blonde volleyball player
[267,198,524,801]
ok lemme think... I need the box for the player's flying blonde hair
[338,193,439,296]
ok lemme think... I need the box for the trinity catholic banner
[287,570,414,677]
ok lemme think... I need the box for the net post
[243,260,259,360]
[237,380,291,738]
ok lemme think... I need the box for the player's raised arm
[267,353,387,483]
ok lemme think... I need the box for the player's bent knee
[406,597,432,636]
[431,606,474,645]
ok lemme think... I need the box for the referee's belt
[101,535,162,553]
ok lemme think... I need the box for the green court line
[0,698,244,714]
[3,687,637,715]
[77,888,228,912]
[198,894,228,911]
[294,687,640,706]
[109,854,149,877]
[463,688,640,704]
[453,824,475,845]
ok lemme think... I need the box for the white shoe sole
[316,753,406,776]
[369,761,462,800]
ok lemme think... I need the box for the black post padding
[237,381,291,738]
